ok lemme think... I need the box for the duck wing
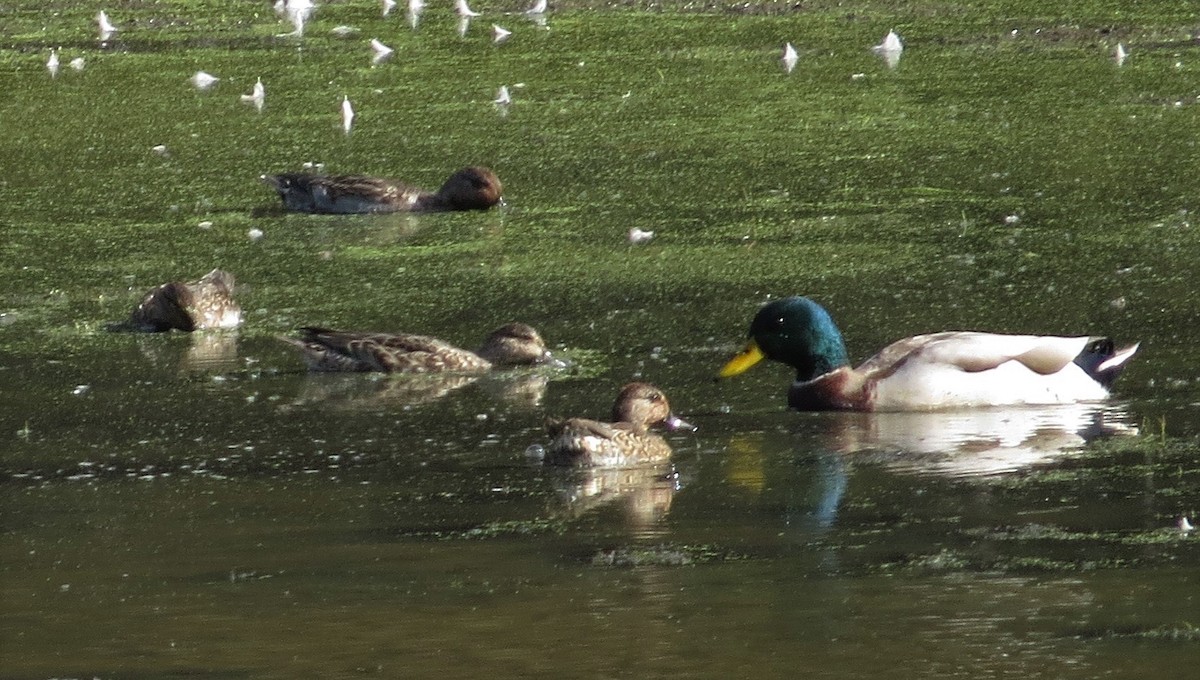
[859,332,1094,379]
[262,174,425,213]
[287,327,486,372]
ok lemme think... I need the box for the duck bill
[718,340,765,378]
[665,413,697,432]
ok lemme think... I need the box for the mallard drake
[280,322,557,372]
[718,296,1139,411]
[260,165,503,214]
[111,269,241,333]
[545,382,696,467]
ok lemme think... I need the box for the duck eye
[762,316,785,332]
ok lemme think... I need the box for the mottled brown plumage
[280,322,554,373]
[260,166,503,214]
[114,269,242,333]
[545,383,695,467]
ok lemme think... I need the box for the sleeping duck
[718,296,1139,411]
[111,269,241,333]
[260,165,503,214]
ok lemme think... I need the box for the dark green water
[2,2,1199,678]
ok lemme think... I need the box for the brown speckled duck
[280,322,556,372]
[260,166,503,214]
[111,269,242,333]
[545,383,695,467]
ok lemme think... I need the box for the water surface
[2,2,1199,678]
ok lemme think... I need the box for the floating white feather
[241,78,266,111]
[47,49,60,77]
[872,30,903,68]
[97,10,117,36]
[782,42,798,73]
[370,38,395,65]
[342,95,355,134]
[191,71,220,90]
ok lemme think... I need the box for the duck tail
[1074,338,1139,388]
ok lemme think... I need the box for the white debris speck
[628,227,655,244]
[198,221,213,230]
[72,385,91,396]
[248,228,265,242]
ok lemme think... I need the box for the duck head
[718,296,850,382]
[476,322,560,367]
[435,166,503,210]
[611,382,695,432]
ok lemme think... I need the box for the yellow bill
[718,340,765,378]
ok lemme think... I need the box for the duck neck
[793,333,850,382]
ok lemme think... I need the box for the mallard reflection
[823,402,1137,478]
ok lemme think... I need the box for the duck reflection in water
[133,330,241,375]
[821,402,1137,478]
[545,464,681,535]
[285,371,551,411]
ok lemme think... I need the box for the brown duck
[111,269,242,333]
[545,382,695,467]
[280,322,557,372]
[260,166,503,214]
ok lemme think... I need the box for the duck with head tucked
[545,382,696,467]
[280,322,557,373]
[718,296,1139,412]
[260,165,503,214]
[110,269,241,333]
